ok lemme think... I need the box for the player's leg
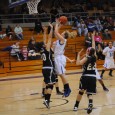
[42,68,55,109]
[100,68,106,78]
[96,69,109,91]
[73,90,84,111]
[55,77,63,95]
[98,79,109,91]
[86,76,96,114]
[43,84,54,109]
[59,74,71,97]
[87,94,93,114]
[41,81,46,97]
[109,69,113,76]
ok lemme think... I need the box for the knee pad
[46,85,54,90]
[55,78,58,82]
[79,91,84,95]
[87,94,92,97]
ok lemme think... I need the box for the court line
[0,69,113,82]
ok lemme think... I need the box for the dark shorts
[42,68,56,84]
[79,76,96,94]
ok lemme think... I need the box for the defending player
[36,23,55,109]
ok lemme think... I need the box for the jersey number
[87,64,95,70]
[110,52,113,57]
[41,53,46,61]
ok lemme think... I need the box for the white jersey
[54,39,67,57]
[103,46,115,59]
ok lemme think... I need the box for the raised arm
[54,19,65,43]
[76,49,87,65]
[46,23,53,51]
[43,26,47,45]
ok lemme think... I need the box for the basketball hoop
[27,0,41,14]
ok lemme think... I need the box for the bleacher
[0,25,115,77]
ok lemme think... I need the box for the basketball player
[41,26,63,97]
[36,23,55,109]
[100,41,115,78]
[73,32,97,114]
[53,19,71,97]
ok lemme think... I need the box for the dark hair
[35,42,44,52]
[89,48,95,56]
[64,32,69,39]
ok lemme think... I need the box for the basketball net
[27,0,41,14]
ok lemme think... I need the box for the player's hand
[70,59,76,63]
[43,26,47,32]
[49,23,53,29]
[78,49,84,55]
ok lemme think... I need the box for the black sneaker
[103,87,109,92]
[109,73,113,77]
[57,91,63,95]
[43,100,50,109]
[87,104,93,114]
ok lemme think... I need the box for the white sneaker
[73,106,78,111]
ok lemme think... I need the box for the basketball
[59,16,68,25]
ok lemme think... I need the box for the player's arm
[43,26,47,45]
[103,47,107,55]
[76,49,87,65]
[65,56,75,63]
[46,23,53,51]
[54,19,65,43]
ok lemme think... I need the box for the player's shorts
[79,75,96,94]
[96,69,101,80]
[103,58,115,69]
[54,55,66,75]
[42,67,56,84]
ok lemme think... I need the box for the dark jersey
[82,56,96,77]
[40,47,54,68]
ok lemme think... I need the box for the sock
[109,69,113,75]
[75,101,80,107]
[47,94,51,102]
[42,88,45,95]
[64,83,69,90]
[101,70,105,76]
[45,94,48,100]
[89,99,93,105]
[56,87,59,93]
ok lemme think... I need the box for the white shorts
[54,55,66,75]
[103,58,115,69]
[95,69,101,80]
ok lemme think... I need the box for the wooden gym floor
[0,69,115,115]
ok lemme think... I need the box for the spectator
[14,25,23,40]
[94,32,102,46]
[83,24,88,36]
[10,42,23,61]
[34,19,43,34]
[85,32,92,48]
[21,46,28,60]
[77,21,82,36]
[102,42,108,49]
[102,29,112,39]
[27,37,38,60]
[6,25,14,40]
[87,21,96,32]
